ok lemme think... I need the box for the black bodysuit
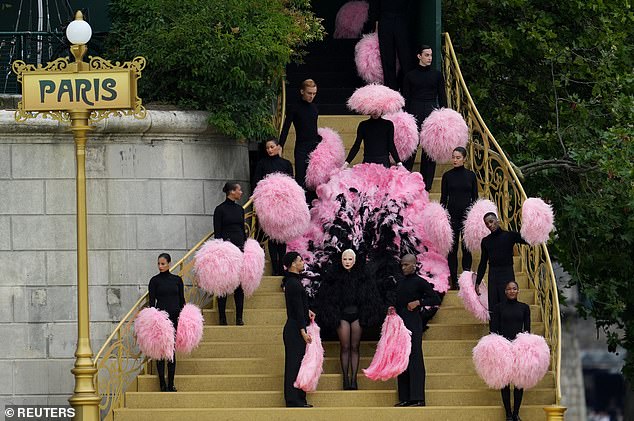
[346,117,400,167]
[253,155,294,185]
[148,271,185,325]
[490,298,531,340]
[214,198,246,250]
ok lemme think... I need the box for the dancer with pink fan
[147,253,185,392]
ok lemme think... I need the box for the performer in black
[253,139,294,276]
[213,181,247,325]
[490,280,531,421]
[402,45,447,191]
[392,254,441,407]
[475,213,527,316]
[369,0,413,90]
[282,252,315,408]
[440,147,478,289]
[148,253,185,392]
[314,249,383,390]
[345,114,402,168]
[279,79,320,196]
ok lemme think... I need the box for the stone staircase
[113,115,557,420]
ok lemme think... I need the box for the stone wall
[0,109,249,405]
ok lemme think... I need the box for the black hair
[264,138,279,146]
[418,44,432,54]
[483,212,498,221]
[158,253,171,263]
[282,252,301,270]
[505,280,519,289]
[453,146,467,157]
[222,181,240,195]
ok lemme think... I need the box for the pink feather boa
[462,199,498,253]
[334,1,369,39]
[521,197,555,245]
[363,312,412,381]
[457,271,489,322]
[294,321,324,392]
[175,303,204,355]
[384,111,419,161]
[252,173,310,242]
[420,108,469,163]
[305,128,346,190]
[421,202,453,256]
[194,239,243,297]
[240,238,265,297]
[511,333,550,389]
[354,33,383,84]
[135,307,175,361]
[472,333,514,389]
[347,84,405,116]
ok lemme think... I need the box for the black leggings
[447,216,472,285]
[337,319,362,385]
[501,385,524,417]
[268,240,287,276]
[217,285,244,322]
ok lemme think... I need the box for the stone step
[125,389,555,408]
[137,372,555,392]
[435,304,542,324]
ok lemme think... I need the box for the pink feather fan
[194,239,243,297]
[511,333,551,389]
[305,127,346,190]
[252,173,310,242]
[472,333,514,389]
[457,271,489,322]
[354,33,383,84]
[462,199,498,253]
[347,84,405,116]
[421,202,453,256]
[135,307,175,361]
[364,312,412,381]
[384,111,419,161]
[175,303,204,355]
[240,238,265,297]
[294,321,324,392]
[420,108,469,163]
[521,197,555,245]
[334,1,369,39]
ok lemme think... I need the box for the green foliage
[106,0,323,140]
[444,0,634,380]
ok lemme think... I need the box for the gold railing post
[544,406,567,420]
[68,110,100,420]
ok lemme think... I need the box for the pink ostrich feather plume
[457,271,489,322]
[354,33,383,84]
[305,127,346,190]
[135,307,175,361]
[253,173,310,242]
[472,333,514,389]
[175,303,204,355]
[384,111,419,161]
[419,251,450,294]
[511,333,551,389]
[194,239,243,297]
[334,1,369,39]
[364,312,412,381]
[347,84,405,116]
[294,321,324,392]
[240,238,265,297]
[463,199,498,253]
[420,108,469,163]
[521,197,555,245]
[421,202,453,257]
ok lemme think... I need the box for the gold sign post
[12,11,146,421]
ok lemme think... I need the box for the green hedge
[107,0,323,140]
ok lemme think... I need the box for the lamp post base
[544,405,567,421]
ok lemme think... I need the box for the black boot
[166,355,177,392]
[349,375,358,390]
[217,296,228,325]
[342,373,351,390]
[156,360,167,392]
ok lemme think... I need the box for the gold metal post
[544,406,567,420]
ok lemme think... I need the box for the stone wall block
[87,216,137,250]
[182,143,249,181]
[0,180,44,214]
[0,361,13,394]
[0,144,10,178]
[0,217,10,250]
[185,216,213,249]
[0,323,47,358]
[203,180,230,214]
[161,180,205,215]
[46,250,110,286]
[103,143,183,179]
[45,179,108,214]
[12,144,75,179]
[107,180,161,214]
[0,251,46,286]
[136,216,186,250]
[12,216,76,250]
[108,250,165,286]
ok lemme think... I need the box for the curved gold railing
[94,198,260,420]
[442,32,562,404]
[273,75,287,139]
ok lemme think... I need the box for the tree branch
[519,158,597,177]
[551,60,568,158]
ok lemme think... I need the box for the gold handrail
[274,75,287,138]
[442,32,562,405]
[94,197,260,420]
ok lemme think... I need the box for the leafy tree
[106,0,323,140]
[444,0,634,381]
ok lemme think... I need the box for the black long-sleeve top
[369,0,411,21]
[213,198,246,250]
[476,229,527,285]
[148,271,185,318]
[283,272,310,330]
[490,298,531,340]
[253,155,294,186]
[346,117,400,163]
[403,65,447,112]
[391,273,441,315]
[278,99,320,149]
[440,165,478,218]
